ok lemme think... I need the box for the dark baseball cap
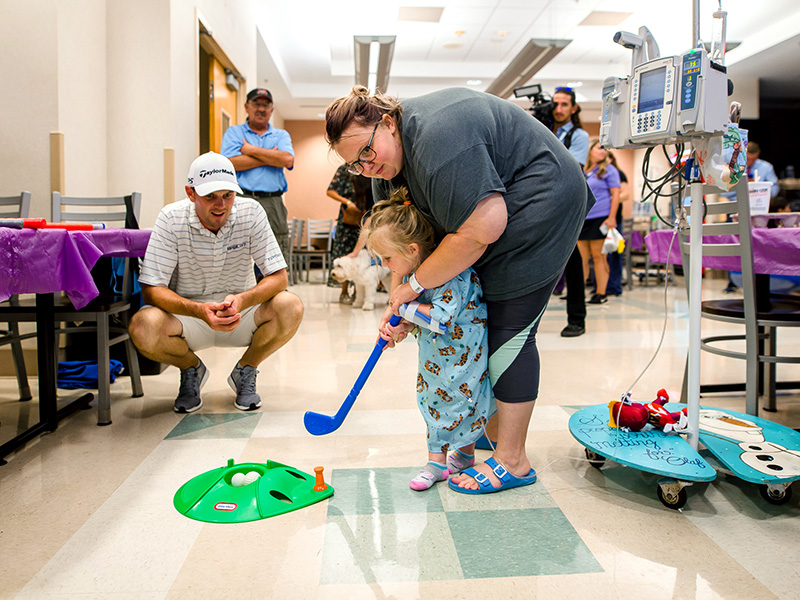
[246,88,273,103]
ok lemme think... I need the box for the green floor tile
[321,513,462,584]
[165,412,262,439]
[323,468,603,582]
[328,467,445,515]
[447,508,603,578]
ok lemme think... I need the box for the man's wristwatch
[408,273,426,294]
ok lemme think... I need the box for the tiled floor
[1,273,799,599]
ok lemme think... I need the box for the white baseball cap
[187,152,243,196]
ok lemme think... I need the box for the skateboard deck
[569,403,716,482]
[696,406,800,485]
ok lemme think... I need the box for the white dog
[330,250,392,310]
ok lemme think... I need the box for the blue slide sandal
[448,457,537,495]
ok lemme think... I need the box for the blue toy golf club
[304,314,402,435]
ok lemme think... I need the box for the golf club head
[303,410,340,436]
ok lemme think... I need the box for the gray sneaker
[174,359,209,413]
[228,364,262,411]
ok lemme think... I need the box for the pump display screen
[684,58,700,74]
[638,67,666,113]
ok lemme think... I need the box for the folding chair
[50,192,144,425]
[295,218,334,283]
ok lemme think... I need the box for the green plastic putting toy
[173,459,334,523]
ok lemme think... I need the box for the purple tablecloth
[630,230,645,252]
[645,228,800,276]
[0,228,151,309]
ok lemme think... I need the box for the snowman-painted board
[698,406,800,504]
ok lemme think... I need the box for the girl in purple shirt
[578,140,621,304]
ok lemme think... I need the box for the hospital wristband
[408,273,426,294]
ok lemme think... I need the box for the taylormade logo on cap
[187,152,243,197]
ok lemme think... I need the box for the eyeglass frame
[344,121,380,175]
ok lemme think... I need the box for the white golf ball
[231,472,246,487]
[244,471,261,485]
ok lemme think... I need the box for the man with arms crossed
[221,88,295,264]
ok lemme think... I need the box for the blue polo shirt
[555,121,589,166]
[747,159,779,198]
[221,121,294,193]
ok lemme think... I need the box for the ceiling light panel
[578,11,633,27]
[397,6,444,23]
[484,38,571,98]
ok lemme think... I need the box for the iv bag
[710,11,727,64]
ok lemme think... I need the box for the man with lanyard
[744,141,779,198]
[722,141,780,292]
[551,86,590,337]
[222,88,295,265]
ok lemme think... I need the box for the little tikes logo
[214,502,237,511]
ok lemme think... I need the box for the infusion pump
[600,45,730,150]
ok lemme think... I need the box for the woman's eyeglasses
[345,122,380,175]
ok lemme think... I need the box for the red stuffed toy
[608,389,688,433]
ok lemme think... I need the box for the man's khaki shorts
[175,304,260,351]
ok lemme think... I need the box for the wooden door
[208,56,239,153]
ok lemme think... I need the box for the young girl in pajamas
[366,187,496,491]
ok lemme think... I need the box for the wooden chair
[295,218,334,283]
[50,192,144,425]
[0,192,35,401]
[679,177,800,415]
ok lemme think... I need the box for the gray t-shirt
[374,88,594,301]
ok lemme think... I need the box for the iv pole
[686,0,703,450]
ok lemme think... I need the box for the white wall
[729,76,760,121]
[168,0,261,225]
[0,0,60,218]
[0,0,265,227]
[106,0,172,228]
[58,0,108,198]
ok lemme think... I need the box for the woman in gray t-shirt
[325,86,592,495]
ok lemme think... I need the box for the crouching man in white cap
[129,151,303,413]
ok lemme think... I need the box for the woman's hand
[388,282,419,315]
